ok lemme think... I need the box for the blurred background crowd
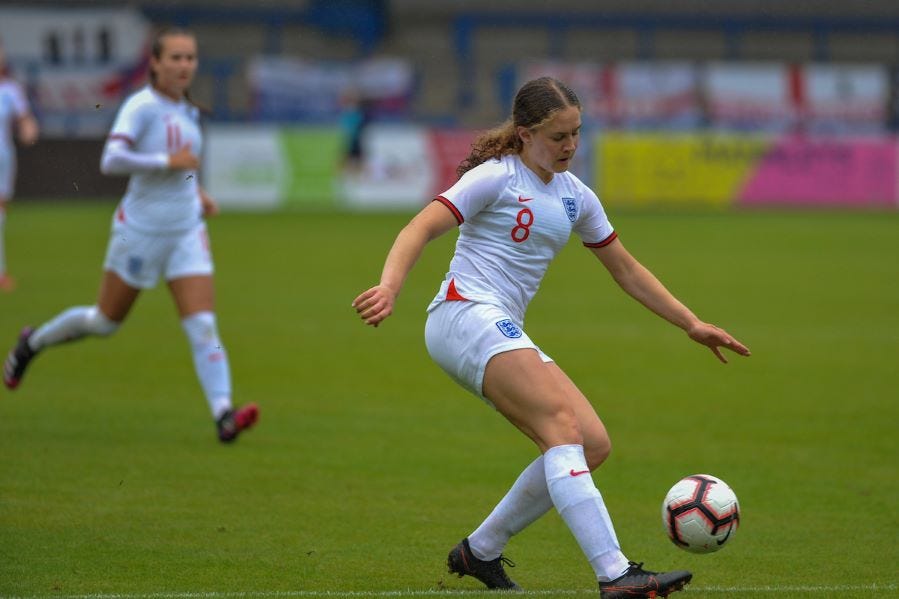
[3,0,899,210]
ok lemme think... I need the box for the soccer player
[353,77,750,598]
[0,38,39,292]
[2,28,258,443]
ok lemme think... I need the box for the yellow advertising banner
[597,133,771,208]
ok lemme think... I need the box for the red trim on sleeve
[445,278,469,302]
[108,133,135,147]
[583,231,618,248]
[433,196,463,224]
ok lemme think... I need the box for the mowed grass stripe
[4,582,898,598]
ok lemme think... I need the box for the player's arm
[590,238,750,363]
[16,114,38,146]
[101,138,197,175]
[199,186,218,217]
[353,200,458,327]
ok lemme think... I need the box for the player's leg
[483,349,631,579]
[545,362,612,471]
[426,302,529,589]
[485,352,691,596]
[167,226,256,443]
[465,363,613,564]
[3,270,134,389]
[0,198,13,291]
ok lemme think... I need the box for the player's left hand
[352,284,396,327]
[200,188,219,217]
[687,322,751,364]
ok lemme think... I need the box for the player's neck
[518,153,553,185]
[152,83,184,102]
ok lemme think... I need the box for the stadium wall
[16,139,126,199]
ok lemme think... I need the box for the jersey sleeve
[574,185,618,248]
[8,82,31,117]
[101,94,168,174]
[100,137,169,174]
[107,94,149,147]
[433,159,507,225]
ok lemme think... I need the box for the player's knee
[543,405,583,446]
[584,436,612,470]
[87,306,120,337]
[181,311,219,347]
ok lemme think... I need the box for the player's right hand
[352,285,396,327]
[168,143,200,170]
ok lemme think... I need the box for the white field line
[2,584,897,599]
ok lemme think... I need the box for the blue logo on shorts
[561,197,578,222]
[127,256,143,276]
[495,319,523,338]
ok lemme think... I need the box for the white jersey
[0,78,30,195]
[102,85,202,233]
[427,154,617,323]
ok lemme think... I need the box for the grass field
[0,201,897,599]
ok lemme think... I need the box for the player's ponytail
[456,76,582,178]
[456,119,519,178]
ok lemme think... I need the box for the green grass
[1,201,897,598]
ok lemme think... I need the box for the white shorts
[424,300,552,404]
[103,219,213,289]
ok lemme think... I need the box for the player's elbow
[100,153,125,176]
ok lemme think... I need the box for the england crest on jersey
[127,256,143,276]
[561,197,578,222]
[495,319,523,338]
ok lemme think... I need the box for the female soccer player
[3,28,258,443]
[353,77,750,598]
[0,38,39,291]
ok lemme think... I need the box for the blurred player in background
[0,37,40,292]
[2,28,258,444]
[354,77,750,598]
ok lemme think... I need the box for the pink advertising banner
[738,137,898,207]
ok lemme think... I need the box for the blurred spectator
[0,37,39,292]
[339,87,373,178]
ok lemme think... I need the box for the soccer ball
[662,474,740,554]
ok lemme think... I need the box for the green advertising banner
[278,127,344,209]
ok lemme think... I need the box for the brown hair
[456,76,581,178]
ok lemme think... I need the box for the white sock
[29,305,119,351]
[544,444,630,581]
[0,208,6,275]
[468,455,554,560]
[181,311,232,420]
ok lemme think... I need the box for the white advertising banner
[203,125,285,210]
[341,124,434,210]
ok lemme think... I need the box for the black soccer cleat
[447,537,522,591]
[3,327,37,390]
[599,561,692,599]
[216,403,259,443]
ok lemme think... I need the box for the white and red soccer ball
[662,474,740,554]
